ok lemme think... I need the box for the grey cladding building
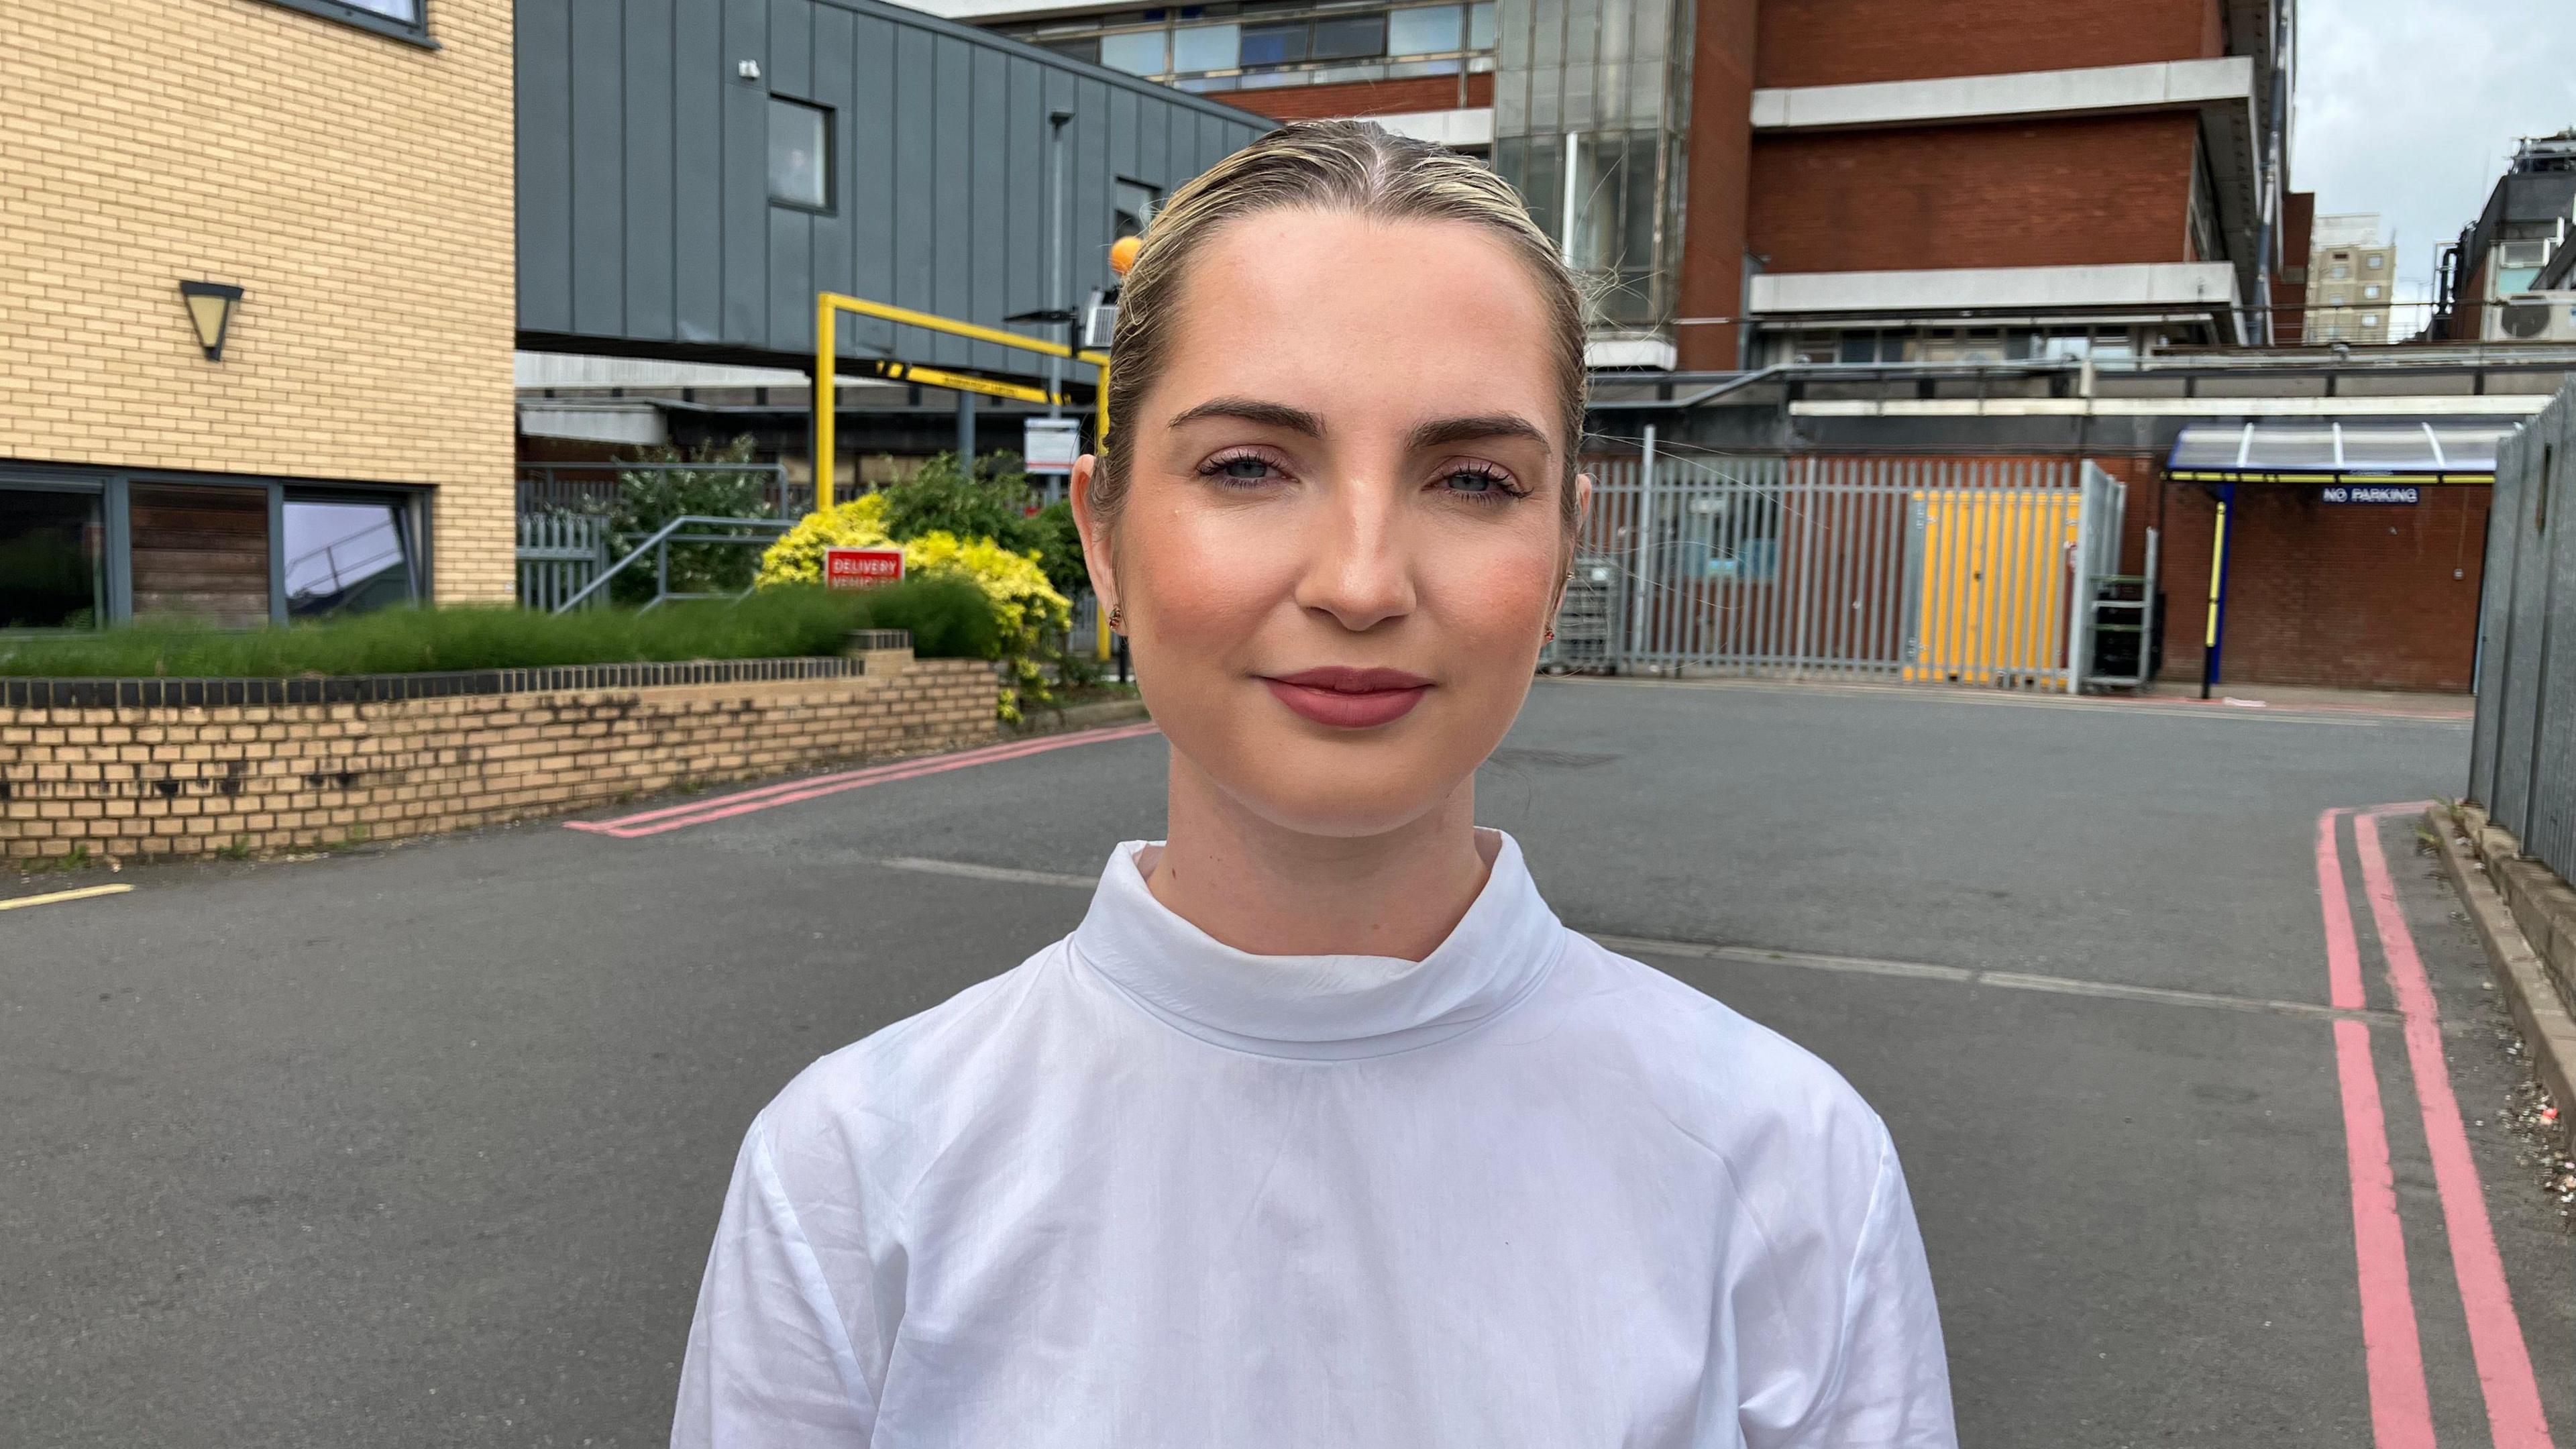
[514,0,1268,386]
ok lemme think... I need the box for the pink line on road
[2356,804,2557,1449]
[565,721,1162,839]
[2316,808,2439,1449]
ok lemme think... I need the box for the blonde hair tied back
[1095,120,1589,530]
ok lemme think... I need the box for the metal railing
[551,515,796,614]
[517,462,808,519]
[517,513,612,610]
[2469,381,2575,875]
[1550,444,2125,692]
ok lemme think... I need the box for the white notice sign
[1024,417,1081,476]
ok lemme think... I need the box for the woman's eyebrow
[1167,397,1326,437]
[1408,414,1546,450]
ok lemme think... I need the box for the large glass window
[1389,4,1464,55]
[1172,21,1240,72]
[1041,36,1099,63]
[1468,1,1496,50]
[284,497,416,619]
[1311,14,1387,60]
[768,98,831,212]
[1099,28,1170,74]
[0,488,104,630]
[129,484,270,627]
[1240,21,1308,67]
[262,0,428,42]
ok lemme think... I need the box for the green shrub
[606,435,777,604]
[0,581,998,678]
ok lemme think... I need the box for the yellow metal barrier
[812,292,1110,511]
[1905,490,2080,690]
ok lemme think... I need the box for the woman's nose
[1293,480,1416,633]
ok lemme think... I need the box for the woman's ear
[1550,472,1596,618]
[1069,453,1119,612]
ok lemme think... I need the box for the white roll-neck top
[674,832,1955,1448]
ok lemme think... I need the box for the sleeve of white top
[1797,1132,1958,1448]
[670,1114,880,1448]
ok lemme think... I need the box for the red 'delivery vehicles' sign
[824,547,905,590]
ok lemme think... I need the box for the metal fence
[2469,382,2576,876]
[517,462,808,519]
[517,513,611,610]
[1548,445,2125,692]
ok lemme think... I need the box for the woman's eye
[1440,467,1521,500]
[1201,453,1281,486]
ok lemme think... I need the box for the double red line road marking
[2317,804,2555,1449]
[563,721,1161,839]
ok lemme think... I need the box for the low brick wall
[0,655,997,861]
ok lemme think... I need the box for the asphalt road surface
[6,678,2569,1447]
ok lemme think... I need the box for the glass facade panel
[1171,21,1240,72]
[767,98,830,211]
[1099,28,1169,74]
[284,498,414,618]
[1388,4,1463,55]
[1469,0,1497,49]
[1240,21,1307,66]
[130,483,270,627]
[0,488,104,630]
[1311,14,1387,59]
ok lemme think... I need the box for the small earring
[1544,627,1556,643]
[1107,603,1124,631]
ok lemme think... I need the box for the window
[2329,263,2350,279]
[768,98,831,212]
[1240,22,1308,66]
[284,496,417,618]
[129,483,270,627]
[1469,0,1497,49]
[1171,21,1240,71]
[1114,179,1160,242]
[1389,4,1464,55]
[1099,28,1169,74]
[2365,254,2385,270]
[0,487,104,630]
[2362,313,2381,328]
[2364,284,2382,300]
[1311,13,1387,59]
[261,0,430,45]
[1041,36,1099,62]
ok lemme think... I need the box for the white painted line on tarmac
[1542,676,2471,730]
[0,883,133,912]
[878,857,1102,891]
[869,855,2386,1026]
[1603,933,2396,1024]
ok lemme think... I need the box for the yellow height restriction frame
[812,292,1110,511]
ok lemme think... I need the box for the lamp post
[178,280,243,362]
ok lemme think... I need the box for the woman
[672,121,1954,1448]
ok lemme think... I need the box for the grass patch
[0,580,1000,678]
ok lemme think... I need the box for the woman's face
[1074,209,1584,839]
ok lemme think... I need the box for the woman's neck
[1145,755,1492,961]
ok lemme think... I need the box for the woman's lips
[1258,667,1434,729]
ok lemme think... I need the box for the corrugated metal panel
[2467,423,2522,807]
[518,0,1267,370]
[2470,383,2573,875]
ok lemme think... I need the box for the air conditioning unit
[2498,239,2553,271]
[2493,291,2576,341]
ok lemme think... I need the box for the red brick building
[928,0,2295,373]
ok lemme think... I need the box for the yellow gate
[1906,489,2078,688]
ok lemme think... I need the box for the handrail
[551,514,793,614]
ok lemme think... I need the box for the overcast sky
[2291,0,2576,310]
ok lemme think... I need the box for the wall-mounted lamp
[178,280,244,362]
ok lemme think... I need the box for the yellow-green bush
[757,496,1071,722]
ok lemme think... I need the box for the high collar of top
[1069,828,1566,1061]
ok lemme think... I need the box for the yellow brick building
[0,0,517,625]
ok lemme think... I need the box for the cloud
[2290,0,2576,311]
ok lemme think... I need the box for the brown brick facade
[0,659,999,863]
[2139,478,2487,694]
[1230,70,1494,121]
[1748,114,2202,274]
[1754,0,2224,89]
[0,0,519,602]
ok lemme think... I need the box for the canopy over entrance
[2165,420,2514,484]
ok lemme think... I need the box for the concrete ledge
[2430,804,2576,1122]
[1752,56,2254,132]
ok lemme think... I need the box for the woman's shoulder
[754,943,1072,1169]
[1538,932,1894,1183]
